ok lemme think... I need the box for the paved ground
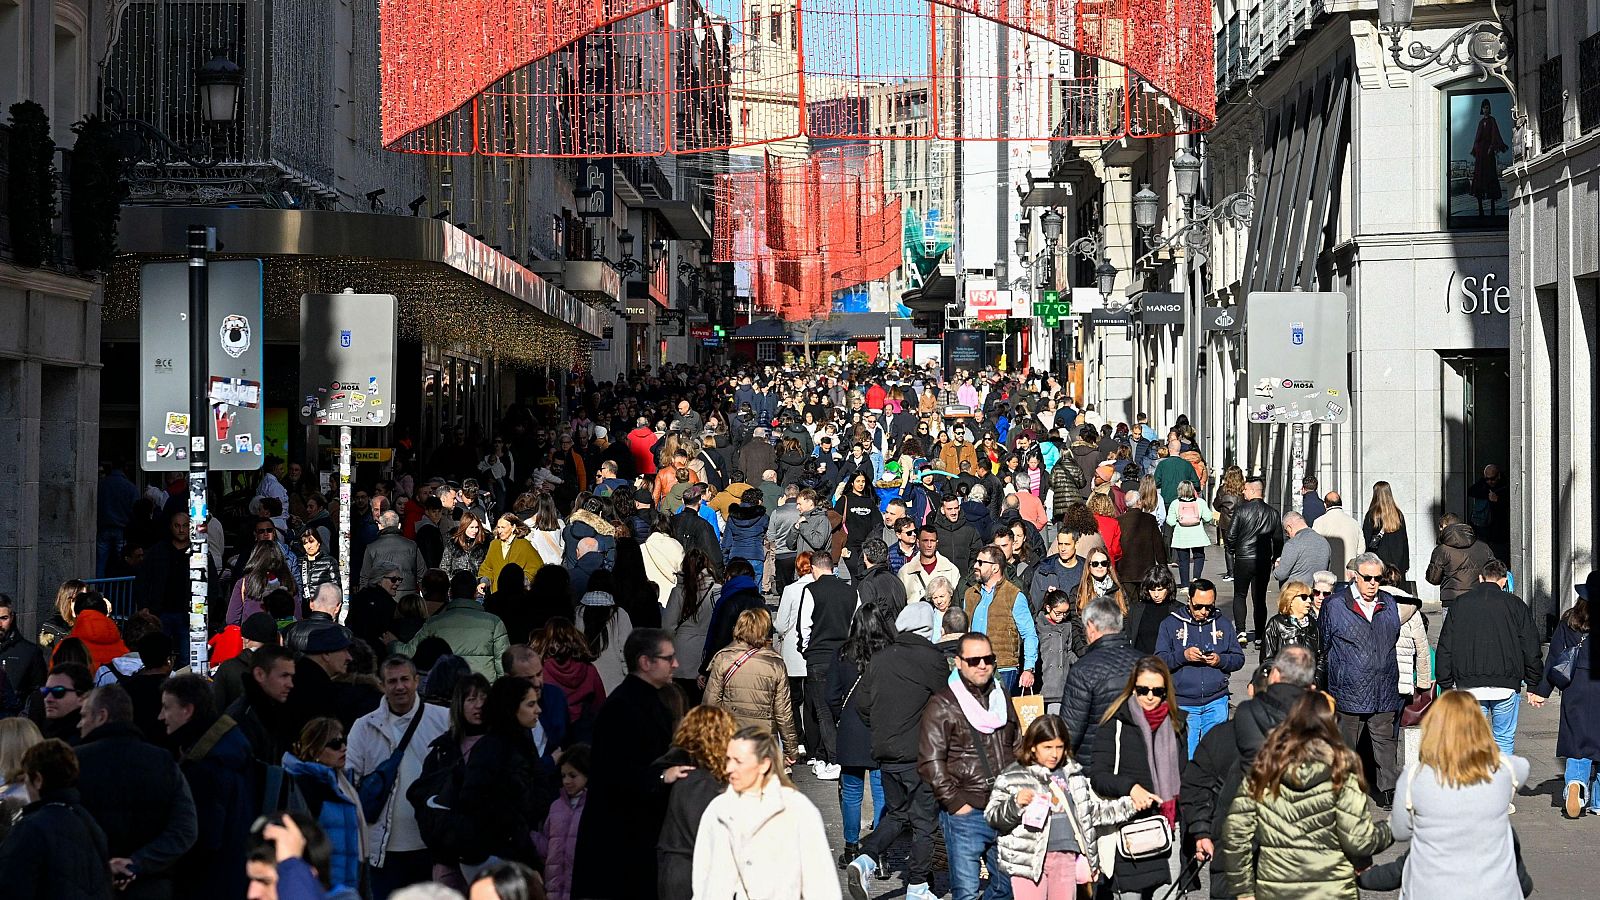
[786,543,1595,899]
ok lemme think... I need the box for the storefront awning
[106,207,603,366]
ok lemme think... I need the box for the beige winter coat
[1394,597,1434,696]
[692,777,841,900]
[704,641,799,752]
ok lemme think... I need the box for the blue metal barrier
[83,576,137,619]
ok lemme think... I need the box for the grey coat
[984,760,1136,883]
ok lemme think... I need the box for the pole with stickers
[185,227,212,673]
[299,290,399,619]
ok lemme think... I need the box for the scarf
[949,670,1007,733]
[1132,700,1180,827]
[1091,574,1115,595]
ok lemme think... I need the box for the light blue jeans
[839,767,885,844]
[1181,695,1230,757]
[1479,693,1520,756]
[1564,758,1600,812]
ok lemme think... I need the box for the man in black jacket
[1060,595,1144,764]
[854,539,908,615]
[932,493,983,574]
[1179,647,1316,897]
[1225,479,1282,645]
[1435,559,1543,756]
[0,593,46,713]
[76,683,198,899]
[801,553,857,779]
[848,611,949,900]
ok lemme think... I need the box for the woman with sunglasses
[1090,656,1187,899]
[1073,548,1128,615]
[1262,582,1323,676]
[283,716,366,894]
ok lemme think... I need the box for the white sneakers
[811,761,842,780]
[845,855,876,900]
[905,883,937,900]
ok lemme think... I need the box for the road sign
[139,260,265,472]
[299,293,399,427]
[1245,291,1349,425]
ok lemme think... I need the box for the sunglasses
[1290,593,1312,601]
[382,576,402,584]
[961,654,998,667]
[39,686,80,699]
[325,737,347,750]
[1356,572,1383,583]
[1313,588,1332,596]
[1089,561,1110,569]
[1190,603,1216,611]
[1133,685,1168,699]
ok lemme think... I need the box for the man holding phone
[1156,578,1244,755]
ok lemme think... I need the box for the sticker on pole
[220,314,252,358]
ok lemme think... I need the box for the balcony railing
[1538,55,1565,151]
[1580,33,1600,134]
[1215,0,1326,98]
[619,155,674,201]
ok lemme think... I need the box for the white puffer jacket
[984,759,1138,884]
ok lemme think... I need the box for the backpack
[407,740,483,861]
[1176,500,1202,527]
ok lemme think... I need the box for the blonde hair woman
[1389,690,1527,900]
[1362,481,1410,577]
[0,717,43,840]
[703,609,798,757]
[38,579,87,648]
[692,727,836,900]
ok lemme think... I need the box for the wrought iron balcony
[1539,55,1565,151]
[1580,33,1600,134]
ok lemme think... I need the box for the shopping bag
[1012,688,1045,730]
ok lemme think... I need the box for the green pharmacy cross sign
[1034,291,1072,327]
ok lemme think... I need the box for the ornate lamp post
[1375,0,1525,131]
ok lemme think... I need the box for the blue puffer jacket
[1156,609,1245,706]
[1318,586,1403,714]
[282,755,363,894]
[721,502,769,562]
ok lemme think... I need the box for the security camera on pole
[299,291,400,615]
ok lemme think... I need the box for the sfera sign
[1446,270,1511,315]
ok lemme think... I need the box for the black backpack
[406,738,484,862]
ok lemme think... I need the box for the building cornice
[0,264,102,301]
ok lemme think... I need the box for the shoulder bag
[1399,685,1436,728]
[358,708,427,823]
[1111,719,1173,860]
[1548,633,1589,690]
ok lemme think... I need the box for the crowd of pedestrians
[0,358,1589,900]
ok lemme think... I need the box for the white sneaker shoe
[846,855,877,900]
[905,882,937,900]
[815,762,842,780]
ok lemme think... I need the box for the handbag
[1399,686,1435,728]
[1548,633,1589,690]
[358,708,427,823]
[1108,719,1174,861]
[1011,687,1045,730]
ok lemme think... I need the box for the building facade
[1506,0,1600,619]
[0,0,106,627]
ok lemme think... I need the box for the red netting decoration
[380,0,1215,156]
[713,147,903,320]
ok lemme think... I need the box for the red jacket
[865,383,887,410]
[627,427,659,476]
[61,610,128,671]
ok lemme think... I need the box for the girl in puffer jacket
[535,743,589,900]
[985,715,1152,894]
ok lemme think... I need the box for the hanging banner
[1136,292,1184,325]
[139,260,265,472]
[1202,305,1242,332]
[1245,291,1350,425]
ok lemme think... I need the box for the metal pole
[338,424,352,621]
[1291,422,1307,515]
[186,225,212,674]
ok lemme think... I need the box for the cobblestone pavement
[787,543,1593,899]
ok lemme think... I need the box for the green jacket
[1220,750,1391,900]
[396,599,509,678]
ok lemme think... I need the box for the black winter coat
[0,787,113,900]
[76,722,198,900]
[1533,621,1600,759]
[572,675,677,900]
[1261,614,1324,683]
[1226,499,1282,563]
[1089,701,1188,893]
[1059,631,1144,765]
[827,652,874,768]
[1178,719,1237,898]
[855,564,907,616]
[1362,515,1410,575]
[1436,582,1543,692]
[856,631,948,765]
[457,729,551,865]
[932,512,983,573]
[656,754,725,900]
[173,716,256,900]
[0,627,46,714]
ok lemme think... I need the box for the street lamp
[1132,184,1160,232]
[1374,0,1524,131]
[1172,149,1202,202]
[195,55,244,124]
[1095,258,1118,305]
[1039,209,1063,244]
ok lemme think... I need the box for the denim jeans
[997,668,1020,696]
[748,557,765,590]
[1564,758,1600,811]
[1181,695,1229,757]
[839,767,885,843]
[1479,693,1520,756]
[940,807,1012,900]
[1175,547,1204,586]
